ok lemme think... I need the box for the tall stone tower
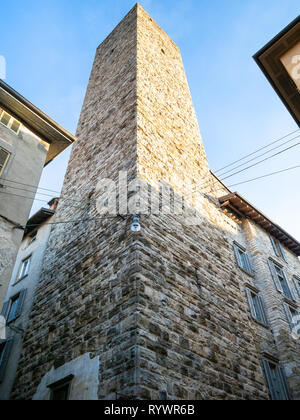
[10,4,300,400]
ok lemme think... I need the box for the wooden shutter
[293,277,300,298]
[0,338,13,383]
[278,367,291,400]
[268,260,283,293]
[283,303,293,330]
[258,296,269,326]
[233,244,241,268]
[262,359,277,400]
[245,288,256,319]
[14,289,27,320]
[270,236,280,257]
[245,254,254,276]
[0,301,10,320]
[282,271,297,302]
[278,243,287,263]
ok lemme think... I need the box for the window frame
[261,358,290,400]
[283,302,300,331]
[293,276,300,298]
[245,287,269,327]
[233,242,254,276]
[0,108,21,135]
[267,259,296,302]
[28,230,38,246]
[3,289,27,324]
[48,374,74,401]
[0,338,13,383]
[269,236,287,263]
[0,146,10,177]
[18,255,32,281]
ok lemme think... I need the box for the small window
[10,120,21,134]
[270,236,287,262]
[283,303,300,331]
[0,339,13,383]
[28,230,37,246]
[268,260,296,301]
[293,276,300,298]
[0,146,10,177]
[19,256,31,280]
[4,290,26,324]
[48,375,74,400]
[0,109,22,135]
[233,243,254,276]
[262,359,290,400]
[0,111,11,127]
[245,288,268,326]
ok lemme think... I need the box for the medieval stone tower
[10,4,300,400]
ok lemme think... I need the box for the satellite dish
[0,315,6,340]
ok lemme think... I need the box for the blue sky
[1,0,300,239]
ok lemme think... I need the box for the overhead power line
[1,128,300,208]
[0,178,61,195]
[214,128,300,174]
[221,140,300,182]
[1,128,299,199]
[226,164,300,189]
[217,134,300,178]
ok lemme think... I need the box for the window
[245,288,268,326]
[19,256,31,280]
[1,290,27,324]
[0,339,13,383]
[48,375,74,400]
[262,359,290,400]
[0,146,10,177]
[283,303,300,331]
[293,276,300,298]
[270,236,287,262]
[28,230,37,246]
[0,108,21,135]
[268,259,296,301]
[233,242,254,276]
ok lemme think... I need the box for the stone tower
[10,4,300,400]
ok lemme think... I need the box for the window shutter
[262,359,276,400]
[245,288,256,319]
[14,289,26,320]
[0,301,10,320]
[293,277,300,298]
[245,254,254,276]
[0,338,13,383]
[267,260,283,293]
[270,236,280,257]
[233,244,241,268]
[283,272,297,302]
[279,243,287,263]
[258,296,269,326]
[278,367,291,400]
[283,304,293,330]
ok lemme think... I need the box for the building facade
[7,5,300,400]
[0,200,57,400]
[0,82,75,307]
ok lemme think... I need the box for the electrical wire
[214,128,300,174]
[217,134,300,178]
[1,128,299,202]
[3,164,299,230]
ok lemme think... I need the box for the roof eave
[219,192,300,257]
[0,80,76,165]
